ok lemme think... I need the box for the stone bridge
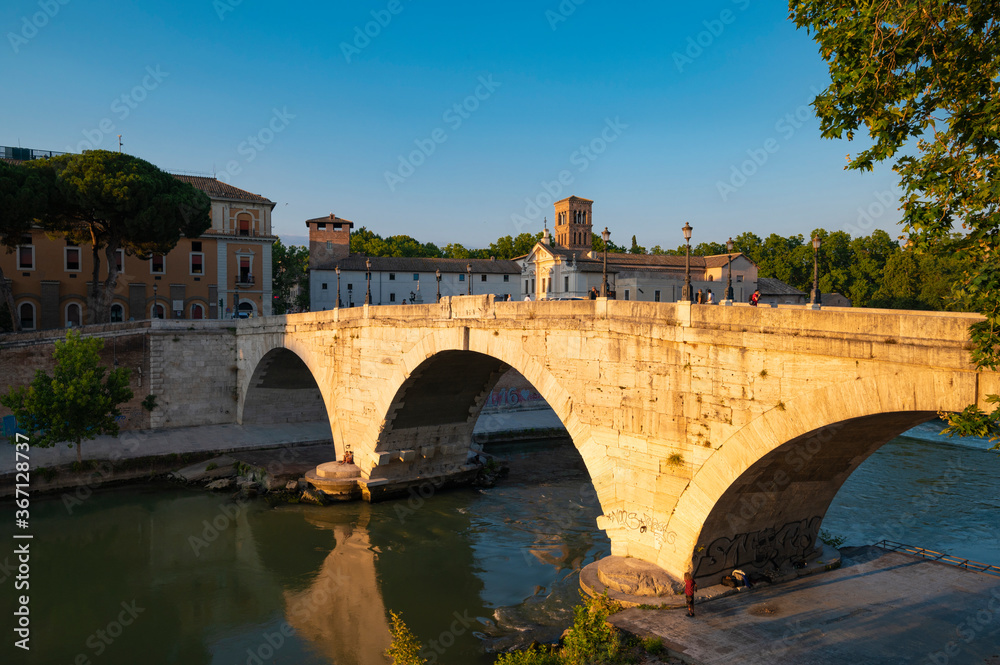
[235,297,995,583]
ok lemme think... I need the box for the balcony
[235,274,255,288]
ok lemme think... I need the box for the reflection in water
[2,436,993,665]
[284,509,391,665]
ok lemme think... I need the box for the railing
[876,540,1000,577]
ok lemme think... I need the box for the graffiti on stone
[604,509,677,551]
[693,516,821,578]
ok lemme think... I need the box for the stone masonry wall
[148,322,239,428]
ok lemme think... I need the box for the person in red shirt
[684,572,697,617]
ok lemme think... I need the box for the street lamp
[725,237,735,302]
[365,258,372,306]
[601,227,610,298]
[466,263,472,295]
[436,269,442,302]
[152,283,159,319]
[810,235,822,306]
[682,222,693,302]
[335,265,341,309]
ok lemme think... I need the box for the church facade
[519,196,758,303]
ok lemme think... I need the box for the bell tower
[553,196,593,250]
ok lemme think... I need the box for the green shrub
[495,646,561,665]
[559,594,624,665]
[385,611,426,665]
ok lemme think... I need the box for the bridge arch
[357,327,613,508]
[238,342,337,453]
[664,369,974,582]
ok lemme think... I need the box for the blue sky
[1,0,904,249]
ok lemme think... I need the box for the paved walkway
[612,547,1000,665]
[0,407,565,475]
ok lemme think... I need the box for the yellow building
[1,151,276,330]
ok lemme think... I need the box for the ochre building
[1,159,276,330]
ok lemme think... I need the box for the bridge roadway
[234,296,995,587]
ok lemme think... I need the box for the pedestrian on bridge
[685,572,697,617]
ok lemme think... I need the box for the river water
[1,429,997,665]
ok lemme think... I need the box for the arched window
[151,303,165,319]
[110,303,125,323]
[18,302,35,330]
[190,303,204,320]
[65,302,82,327]
[238,213,252,236]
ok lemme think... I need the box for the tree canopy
[272,240,310,314]
[0,159,55,331]
[26,150,212,324]
[790,0,1000,444]
[1,330,133,464]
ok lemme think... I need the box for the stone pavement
[0,408,565,476]
[612,547,1000,665]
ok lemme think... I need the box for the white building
[306,214,521,310]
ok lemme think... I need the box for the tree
[29,150,211,324]
[272,240,309,314]
[790,1,1000,445]
[1,330,133,464]
[629,235,646,255]
[0,159,54,331]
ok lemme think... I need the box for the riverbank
[0,409,569,497]
[613,545,1000,665]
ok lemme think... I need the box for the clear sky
[1,0,904,249]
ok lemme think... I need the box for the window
[389,273,395,281]
[347,284,353,290]
[481,274,487,282]
[564,276,569,292]
[503,275,509,282]
[736,275,743,282]
[17,236,33,270]
[18,302,35,330]
[151,303,165,319]
[326,241,332,252]
[115,248,124,273]
[708,275,714,282]
[190,251,204,275]
[524,280,529,294]
[239,256,251,284]
[624,290,630,301]
[317,223,326,230]
[66,302,82,327]
[390,293,396,302]
[321,283,328,290]
[190,303,204,320]
[65,246,81,272]
[150,254,165,274]
[459,274,465,282]
[413,274,419,281]
[654,290,661,302]
[238,215,251,236]
[110,303,124,322]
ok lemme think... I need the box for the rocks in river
[300,488,328,505]
[205,477,235,491]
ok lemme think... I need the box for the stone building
[306,214,521,309]
[519,196,758,302]
[1,148,276,329]
[756,277,808,306]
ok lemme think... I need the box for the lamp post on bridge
[436,269,441,302]
[725,237,735,303]
[810,235,822,307]
[335,265,341,309]
[682,222,693,302]
[466,263,472,295]
[365,258,372,306]
[601,227,610,298]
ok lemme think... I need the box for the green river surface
[1,431,997,665]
